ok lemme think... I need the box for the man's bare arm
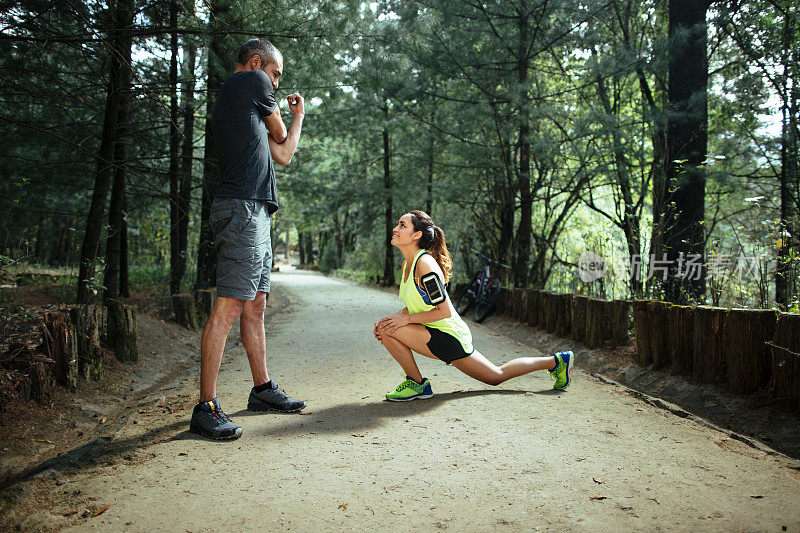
[269,93,305,165]
[264,106,288,143]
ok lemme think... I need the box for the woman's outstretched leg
[452,351,557,386]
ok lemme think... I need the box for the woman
[374,210,574,401]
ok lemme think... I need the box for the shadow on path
[0,420,189,493]
[231,388,554,438]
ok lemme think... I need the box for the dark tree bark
[298,231,307,264]
[103,20,132,302]
[120,192,129,297]
[512,11,532,288]
[178,8,197,295]
[776,12,798,309]
[76,0,134,304]
[196,0,231,290]
[382,102,394,286]
[169,0,181,295]
[662,0,708,303]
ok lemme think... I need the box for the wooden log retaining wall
[463,283,800,411]
[770,313,800,411]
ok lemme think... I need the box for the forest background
[1,0,798,312]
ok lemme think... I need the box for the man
[190,39,305,440]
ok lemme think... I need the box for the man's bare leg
[200,296,245,402]
[240,291,269,386]
[243,291,306,412]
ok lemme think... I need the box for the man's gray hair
[237,38,281,66]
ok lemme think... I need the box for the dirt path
[4,269,800,531]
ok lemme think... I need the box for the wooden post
[545,292,558,333]
[556,294,571,336]
[632,300,653,365]
[649,301,672,369]
[510,288,524,319]
[609,300,630,346]
[585,298,606,348]
[692,306,727,383]
[769,313,800,411]
[515,290,528,322]
[42,312,78,391]
[571,295,588,343]
[173,293,199,330]
[525,290,539,327]
[106,299,138,363]
[502,288,514,317]
[494,287,505,315]
[195,288,217,325]
[723,309,777,395]
[30,361,56,403]
[537,291,548,329]
[69,306,103,381]
[668,305,694,375]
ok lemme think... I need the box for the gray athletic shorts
[210,197,272,301]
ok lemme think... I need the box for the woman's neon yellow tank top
[399,249,473,354]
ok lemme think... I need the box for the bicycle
[455,251,508,323]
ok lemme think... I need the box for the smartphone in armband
[420,272,446,305]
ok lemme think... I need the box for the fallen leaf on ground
[178,452,188,456]
[576,457,587,462]
[589,496,608,501]
[648,498,660,505]
[593,478,604,484]
[92,505,111,517]
[338,503,349,510]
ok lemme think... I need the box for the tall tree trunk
[512,13,531,288]
[178,5,197,293]
[103,9,133,302]
[662,0,708,303]
[776,11,798,309]
[168,0,181,295]
[76,0,133,304]
[382,102,394,286]
[120,191,129,297]
[196,0,231,290]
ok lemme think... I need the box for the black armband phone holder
[420,272,446,305]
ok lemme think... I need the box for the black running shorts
[425,326,473,364]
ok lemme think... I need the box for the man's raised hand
[287,93,304,115]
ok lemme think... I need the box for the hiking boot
[247,382,306,413]
[189,397,242,440]
[549,351,574,390]
[385,376,433,401]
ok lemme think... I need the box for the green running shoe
[548,351,574,390]
[385,376,433,401]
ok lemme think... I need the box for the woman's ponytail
[410,210,453,282]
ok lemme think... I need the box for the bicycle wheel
[456,275,480,315]
[473,278,501,323]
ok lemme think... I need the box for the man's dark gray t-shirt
[212,70,279,214]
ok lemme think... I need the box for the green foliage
[0,0,798,308]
